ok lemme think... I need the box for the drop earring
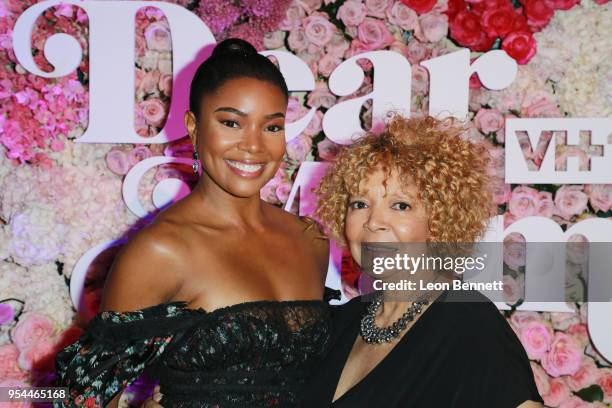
[192,150,200,173]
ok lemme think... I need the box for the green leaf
[574,384,604,402]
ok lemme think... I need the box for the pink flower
[566,234,588,265]
[286,134,313,162]
[280,4,306,31]
[144,21,172,52]
[502,30,537,65]
[406,40,431,64]
[0,379,32,408]
[553,185,588,221]
[288,28,309,52]
[365,0,392,18]
[558,395,594,408]
[555,146,591,171]
[537,191,554,217]
[317,137,341,161]
[386,2,419,31]
[523,0,554,31]
[318,54,342,77]
[159,74,172,96]
[304,110,324,136]
[137,69,161,96]
[326,33,351,58]
[303,13,336,47]
[531,362,551,397]
[567,324,589,349]
[519,320,553,360]
[597,369,612,403]
[17,339,56,371]
[508,186,540,219]
[417,12,448,43]
[0,345,28,381]
[503,233,526,270]
[584,184,612,213]
[307,81,337,109]
[337,0,367,26]
[502,275,522,304]
[411,65,429,95]
[357,18,395,50]
[141,98,167,127]
[521,91,560,118]
[543,377,571,407]
[275,180,293,204]
[105,149,130,176]
[541,332,583,377]
[10,313,55,352]
[474,108,504,134]
[128,146,153,166]
[491,177,511,205]
[566,358,601,392]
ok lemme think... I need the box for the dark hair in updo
[189,38,289,118]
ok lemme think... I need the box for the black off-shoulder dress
[302,289,544,408]
[53,288,341,408]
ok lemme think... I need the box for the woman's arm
[517,401,543,408]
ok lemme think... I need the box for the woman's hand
[141,385,163,408]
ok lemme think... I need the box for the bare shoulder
[99,219,188,313]
[297,214,330,279]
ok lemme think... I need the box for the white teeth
[226,160,264,173]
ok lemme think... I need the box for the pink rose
[541,332,582,377]
[158,74,172,96]
[307,81,337,109]
[318,54,342,77]
[303,13,336,47]
[386,2,419,31]
[531,362,551,397]
[141,98,167,127]
[357,18,395,50]
[154,165,184,182]
[558,395,594,408]
[537,191,554,217]
[299,0,324,14]
[555,146,590,171]
[554,185,588,220]
[304,110,324,137]
[144,21,172,52]
[10,313,55,352]
[510,311,542,332]
[549,312,580,331]
[288,28,309,52]
[411,65,429,95]
[491,177,511,205]
[389,40,409,58]
[566,358,601,392]
[326,33,351,58]
[317,137,341,161]
[543,377,571,407]
[567,323,589,348]
[502,275,522,304]
[503,233,526,270]
[263,31,285,50]
[508,186,540,218]
[406,39,431,64]
[519,320,553,360]
[0,345,28,381]
[106,149,130,176]
[137,70,161,95]
[584,184,612,213]
[286,134,313,162]
[521,91,560,118]
[474,108,504,134]
[365,0,392,18]
[280,4,306,31]
[337,0,367,26]
[566,234,588,265]
[417,12,448,43]
[128,146,153,166]
[597,369,612,403]
[17,339,56,371]
[275,180,293,204]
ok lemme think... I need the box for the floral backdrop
[0,0,611,406]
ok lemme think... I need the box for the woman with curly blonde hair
[303,114,543,408]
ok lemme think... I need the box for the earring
[192,150,200,173]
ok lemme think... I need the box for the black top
[54,287,341,408]
[302,290,544,408]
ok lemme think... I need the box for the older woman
[303,114,543,407]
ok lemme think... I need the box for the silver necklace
[359,293,430,344]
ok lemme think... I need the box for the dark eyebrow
[214,107,246,116]
[265,112,285,120]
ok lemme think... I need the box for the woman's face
[185,77,287,198]
[345,168,430,267]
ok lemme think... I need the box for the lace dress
[53,288,340,408]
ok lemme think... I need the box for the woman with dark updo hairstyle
[54,38,339,408]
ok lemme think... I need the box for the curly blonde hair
[313,114,495,247]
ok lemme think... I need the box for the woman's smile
[224,158,267,179]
